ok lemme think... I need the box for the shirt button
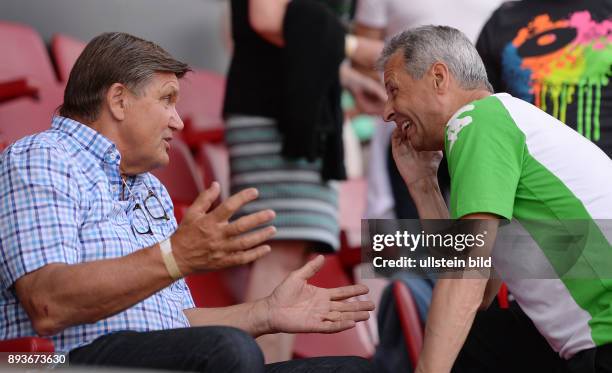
[112,185,118,192]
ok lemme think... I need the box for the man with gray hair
[0,32,374,372]
[381,26,612,372]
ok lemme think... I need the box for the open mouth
[401,120,412,132]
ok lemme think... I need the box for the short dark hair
[59,32,191,122]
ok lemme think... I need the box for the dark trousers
[69,326,373,373]
[452,300,612,373]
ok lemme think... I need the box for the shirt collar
[51,115,121,166]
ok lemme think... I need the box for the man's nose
[383,100,395,123]
[170,107,184,131]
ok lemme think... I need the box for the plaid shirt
[0,116,195,353]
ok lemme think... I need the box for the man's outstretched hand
[264,255,375,334]
[172,182,277,274]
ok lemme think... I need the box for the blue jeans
[69,326,372,373]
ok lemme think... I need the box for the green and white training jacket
[445,93,612,359]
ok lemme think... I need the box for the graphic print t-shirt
[476,0,612,158]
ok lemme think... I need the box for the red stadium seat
[0,84,64,147]
[497,282,509,309]
[0,21,65,147]
[293,254,375,359]
[393,281,424,368]
[0,337,54,352]
[51,33,86,82]
[185,271,237,308]
[151,137,204,221]
[177,69,226,147]
[0,21,58,87]
[174,69,229,198]
[338,178,367,270]
[150,136,238,307]
[197,142,230,199]
[0,78,38,104]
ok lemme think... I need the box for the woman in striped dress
[223,0,384,362]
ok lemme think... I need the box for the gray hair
[378,25,493,92]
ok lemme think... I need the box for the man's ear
[431,62,450,93]
[106,83,129,121]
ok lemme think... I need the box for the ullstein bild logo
[372,256,492,269]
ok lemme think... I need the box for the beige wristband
[345,34,358,59]
[160,238,183,280]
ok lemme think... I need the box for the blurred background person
[476,0,612,158]
[222,0,385,363]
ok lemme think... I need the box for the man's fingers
[190,182,220,214]
[293,255,325,280]
[316,308,372,333]
[330,300,375,313]
[328,284,369,301]
[224,209,275,236]
[221,245,271,267]
[210,188,259,221]
[318,320,356,334]
[324,311,371,323]
[225,226,276,252]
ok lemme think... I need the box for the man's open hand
[171,182,276,274]
[264,255,375,334]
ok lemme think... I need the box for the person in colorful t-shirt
[476,0,612,157]
[380,25,612,373]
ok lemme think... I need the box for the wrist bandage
[160,238,183,280]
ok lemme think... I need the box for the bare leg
[244,240,310,363]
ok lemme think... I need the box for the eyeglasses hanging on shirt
[121,177,170,236]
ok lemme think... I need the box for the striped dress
[225,116,340,252]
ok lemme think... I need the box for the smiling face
[382,51,447,151]
[118,72,184,174]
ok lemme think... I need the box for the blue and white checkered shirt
[0,116,195,353]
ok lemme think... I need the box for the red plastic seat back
[177,69,226,134]
[337,178,367,269]
[0,84,64,147]
[393,281,424,368]
[151,137,204,209]
[0,78,38,104]
[51,33,86,82]
[197,142,230,199]
[0,337,54,352]
[185,271,237,308]
[293,254,375,359]
[338,178,367,249]
[0,21,57,87]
